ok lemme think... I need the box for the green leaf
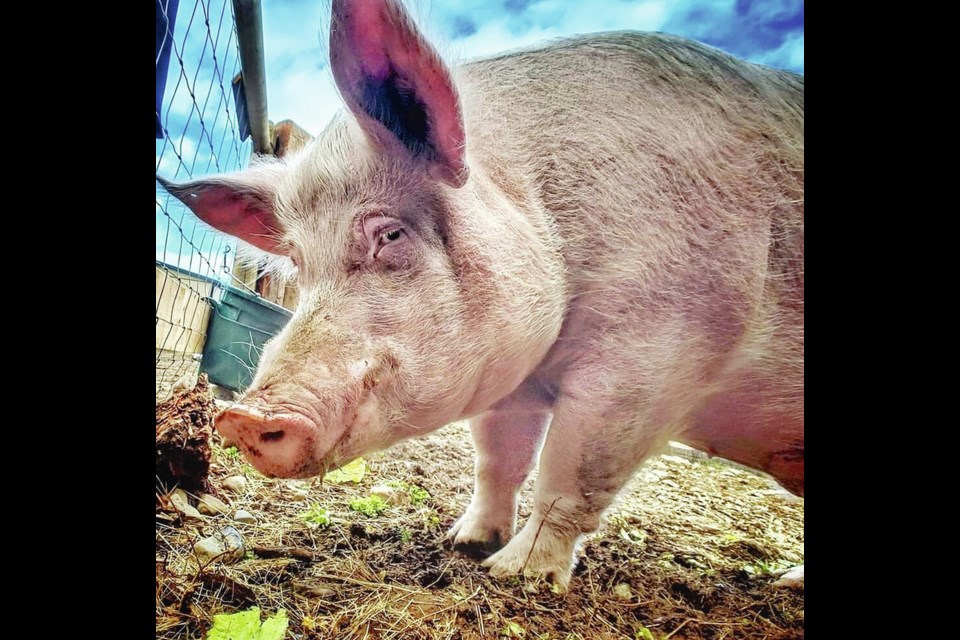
[298,504,331,528]
[501,621,526,638]
[349,495,388,517]
[408,484,430,505]
[635,627,656,640]
[206,609,260,640]
[323,458,366,484]
[257,610,289,640]
[206,607,288,640]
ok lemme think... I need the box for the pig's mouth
[216,403,354,479]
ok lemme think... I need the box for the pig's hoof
[482,524,576,591]
[452,536,503,559]
[772,565,804,589]
[446,511,512,558]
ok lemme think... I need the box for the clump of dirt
[156,421,803,639]
[156,374,216,492]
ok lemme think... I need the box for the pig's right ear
[157,172,286,254]
[330,0,469,188]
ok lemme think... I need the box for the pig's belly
[679,375,804,497]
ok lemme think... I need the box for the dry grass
[156,421,803,639]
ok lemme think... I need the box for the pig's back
[457,30,803,309]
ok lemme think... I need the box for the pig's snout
[216,405,326,478]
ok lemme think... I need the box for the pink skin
[161,0,803,589]
[329,0,469,185]
[446,383,553,554]
[213,212,415,479]
[153,176,285,253]
[361,215,413,265]
[217,350,392,478]
[217,406,328,478]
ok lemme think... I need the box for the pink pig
[159,0,803,589]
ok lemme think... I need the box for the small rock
[178,505,203,521]
[613,583,633,601]
[198,494,230,515]
[285,480,312,500]
[223,475,248,494]
[370,484,394,500]
[194,538,224,564]
[371,485,409,506]
[294,581,335,598]
[234,509,257,524]
[169,488,190,510]
[169,489,203,521]
[172,372,198,392]
[287,488,311,501]
[193,526,245,564]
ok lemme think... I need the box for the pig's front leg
[447,385,552,557]
[482,366,676,589]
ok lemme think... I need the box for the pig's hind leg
[483,360,682,589]
[447,384,553,557]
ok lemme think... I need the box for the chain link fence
[155,0,255,400]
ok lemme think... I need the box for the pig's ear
[330,0,469,187]
[157,172,285,254]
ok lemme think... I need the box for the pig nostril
[261,430,285,443]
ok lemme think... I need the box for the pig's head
[158,0,564,478]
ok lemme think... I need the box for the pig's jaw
[216,391,382,479]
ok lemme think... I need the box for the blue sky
[156,0,803,275]
[262,0,803,134]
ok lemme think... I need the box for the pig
[158,0,803,589]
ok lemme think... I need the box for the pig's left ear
[157,169,286,254]
[330,0,469,188]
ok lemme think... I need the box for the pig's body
[162,0,802,589]
[444,32,804,580]
[454,31,804,491]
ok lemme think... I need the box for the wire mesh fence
[155,0,254,400]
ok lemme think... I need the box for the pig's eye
[363,216,409,264]
[382,228,403,243]
[375,227,405,256]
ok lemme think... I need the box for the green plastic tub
[200,285,294,392]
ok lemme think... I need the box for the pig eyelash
[382,228,403,243]
[373,227,406,258]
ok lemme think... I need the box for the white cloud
[259,0,337,135]
[754,33,804,73]
[446,20,560,60]
[263,62,343,136]
[624,1,671,30]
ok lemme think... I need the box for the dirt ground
[156,419,804,640]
